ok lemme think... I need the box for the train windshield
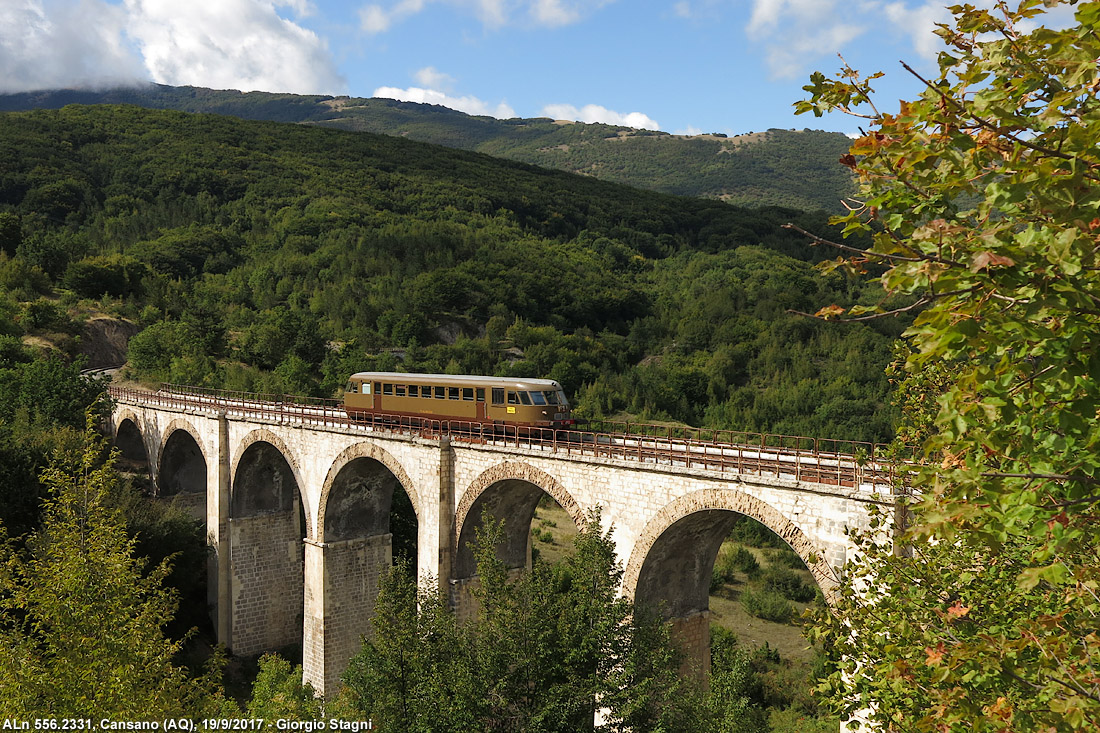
[543,391,567,406]
[529,391,547,405]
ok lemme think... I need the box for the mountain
[0,84,856,212]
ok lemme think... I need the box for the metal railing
[109,384,910,493]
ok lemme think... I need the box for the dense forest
[0,104,901,442]
[0,85,856,211]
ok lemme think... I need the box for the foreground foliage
[799,1,1100,729]
[342,513,702,732]
[0,418,231,716]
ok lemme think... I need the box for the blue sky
[0,1,1024,135]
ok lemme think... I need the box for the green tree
[247,654,323,724]
[342,511,703,732]
[341,560,477,732]
[797,1,1100,729]
[0,417,230,717]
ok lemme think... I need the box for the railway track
[109,385,909,494]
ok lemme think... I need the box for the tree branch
[900,61,1100,182]
[787,299,932,323]
[782,223,966,268]
[982,472,1100,486]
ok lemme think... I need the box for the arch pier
[108,391,892,698]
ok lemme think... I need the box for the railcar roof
[349,372,562,389]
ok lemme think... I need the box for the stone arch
[316,441,419,544]
[230,429,312,540]
[157,419,208,499]
[622,488,838,607]
[624,488,838,681]
[112,409,149,463]
[159,418,207,461]
[453,461,586,579]
[305,441,421,695]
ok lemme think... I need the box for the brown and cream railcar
[342,372,574,428]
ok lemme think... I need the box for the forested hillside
[0,104,900,441]
[0,86,856,212]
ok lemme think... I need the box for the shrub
[21,299,68,331]
[731,545,761,575]
[727,515,785,548]
[741,589,795,623]
[762,566,816,603]
[773,548,807,570]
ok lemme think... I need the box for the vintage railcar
[342,372,574,428]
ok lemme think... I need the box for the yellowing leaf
[970,251,1017,272]
[814,304,847,319]
[947,602,971,619]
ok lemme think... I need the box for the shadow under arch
[157,418,208,502]
[230,428,312,539]
[316,441,420,545]
[112,408,149,461]
[453,461,586,582]
[622,488,839,680]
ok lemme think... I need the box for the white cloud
[882,1,952,60]
[0,0,146,92]
[745,0,869,79]
[745,1,1040,78]
[359,0,613,34]
[126,0,345,94]
[675,125,704,136]
[0,0,345,95]
[374,85,516,118]
[542,103,660,130]
[673,1,692,19]
[530,0,579,27]
[413,66,455,91]
[360,0,426,33]
[764,21,865,79]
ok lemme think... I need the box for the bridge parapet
[109,385,910,497]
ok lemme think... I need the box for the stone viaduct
[107,386,900,697]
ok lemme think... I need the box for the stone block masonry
[321,534,391,694]
[230,511,304,656]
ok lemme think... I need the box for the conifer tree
[0,416,230,717]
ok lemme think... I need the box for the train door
[476,388,487,422]
[373,382,382,411]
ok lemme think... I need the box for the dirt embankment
[80,316,138,369]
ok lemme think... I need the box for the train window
[462,388,474,401]
[374,382,381,395]
[435,386,445,399]
[383,383,393,396]
[395,385,406,397]
[492,388,505,405]
[448,387,460,400]
[529,391,547,405]
[543,391,558,404]
[556,391,567,405]
[362,382,371,395]
[346,382,357,394]
[408,385,419,397]
[518,391,532,405]
[477,388,485,401]
[508,391,518,404]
